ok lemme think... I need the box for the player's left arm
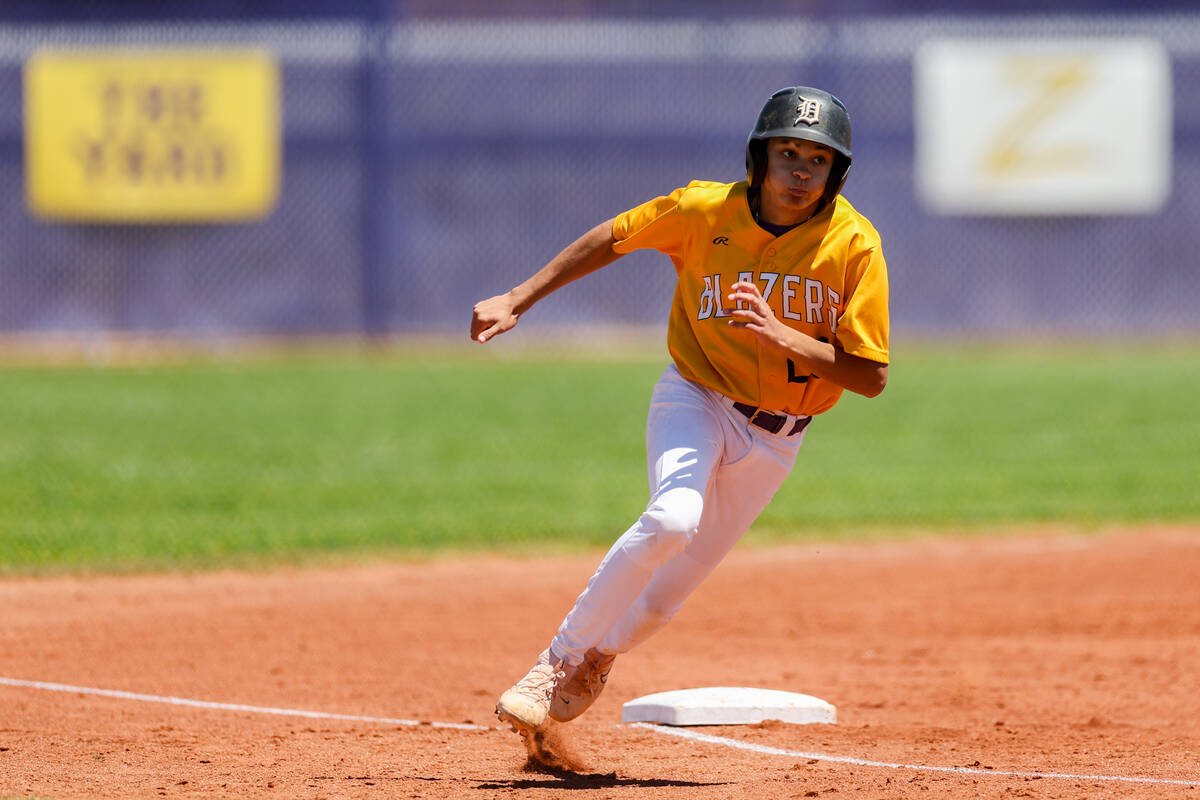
[726,280,888,398]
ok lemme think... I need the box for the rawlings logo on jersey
[695,272,842,330]
[795,97,821,126]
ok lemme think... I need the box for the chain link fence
[1,9,1198,346]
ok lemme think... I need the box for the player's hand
[727,281,790,349]
[470,293,520,343]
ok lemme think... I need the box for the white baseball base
[621,687,837,726]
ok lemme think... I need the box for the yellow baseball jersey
[612,180,889,417]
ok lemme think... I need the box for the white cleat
[495,649,566,737]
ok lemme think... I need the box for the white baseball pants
[549,363,808,666]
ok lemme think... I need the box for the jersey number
[787,336,829,384]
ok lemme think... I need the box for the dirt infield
[2,528,1198,799]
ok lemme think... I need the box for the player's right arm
[470,218,621,343]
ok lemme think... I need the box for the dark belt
[733,401,812,437]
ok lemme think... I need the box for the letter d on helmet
[745,86,853,209]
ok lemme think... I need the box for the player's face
[759,138,835,226]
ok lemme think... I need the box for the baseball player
[471,86,889,743]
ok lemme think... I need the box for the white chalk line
[0,676,489,731]
[4,676,1195,787]
[632,722,1198,787]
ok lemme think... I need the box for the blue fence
[2,6,1198,340]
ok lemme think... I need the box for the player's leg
[497,365,724,733]
[550,394,805,721]
[548,365,726,664]
[595,424,801,657]
[596,423,802,655]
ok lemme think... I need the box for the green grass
[1,341,1197,573]
[758,341,1200,537]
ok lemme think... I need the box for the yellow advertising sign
[25,49,280,222]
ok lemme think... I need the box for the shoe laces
[514,660,566,701]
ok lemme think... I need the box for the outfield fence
[1,6,1198,342]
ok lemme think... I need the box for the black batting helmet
[745,86,853,208]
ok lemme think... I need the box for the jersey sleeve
[611,185,690,257]
[835,244,890,364]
